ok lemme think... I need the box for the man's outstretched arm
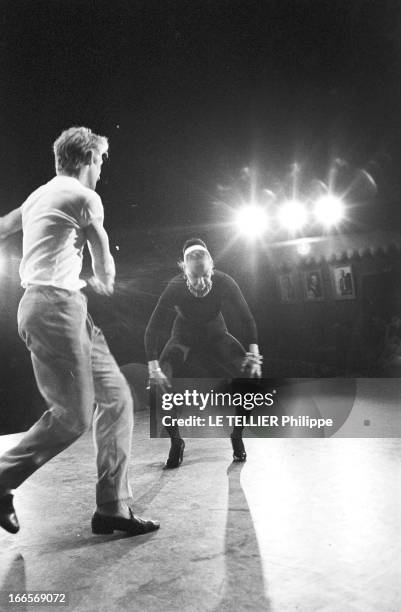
[0,207,22,240]
[85,218,116,295]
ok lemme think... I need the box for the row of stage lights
[234,194,345,238]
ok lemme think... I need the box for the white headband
[184,245,209,258]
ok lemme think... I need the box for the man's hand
[87,275,114,296]
[241,352,263,378]
[147,361,172,393]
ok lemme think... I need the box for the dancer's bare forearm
[0,207,22,240]
[85,219,115,294]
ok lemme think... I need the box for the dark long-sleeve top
[144,270,258,361]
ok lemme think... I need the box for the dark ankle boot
[230,434,247,462]
[164,438,185,469]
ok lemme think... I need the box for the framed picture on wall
[277,272,298,303]
[330,264,356,300]
[303,269,324,301]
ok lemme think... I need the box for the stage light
[278,200,308,232]
[314,195,345,226]
[234,205,269,237]
[297,241,311,256]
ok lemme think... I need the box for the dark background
[1,1,401,226]
[1,1,401,432]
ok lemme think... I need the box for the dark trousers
[159,332,247,439]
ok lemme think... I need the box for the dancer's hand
[241,352,263,378]
[87,275,114,296]
[148,362,172,393]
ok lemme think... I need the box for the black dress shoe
[0,493,20,534]
[164,438,185,469]
[230,435,247,462]
[91,508,160,535]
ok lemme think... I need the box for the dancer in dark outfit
[145,238,262,467]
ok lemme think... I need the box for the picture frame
[303,269,324,301]
[277,272,298,303]
[330,264,356,300]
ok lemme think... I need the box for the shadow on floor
[213,462,271,611]
[0,553,27,611]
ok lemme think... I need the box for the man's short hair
[53,126,109,175]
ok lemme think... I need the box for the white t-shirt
[19,175,104,291]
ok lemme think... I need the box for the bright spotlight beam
[314,194,345,227]
[278,200,308,232]
[235,205,269,238]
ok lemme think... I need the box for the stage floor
[0,379,400,611]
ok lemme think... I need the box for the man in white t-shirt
[0,126,159,536]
